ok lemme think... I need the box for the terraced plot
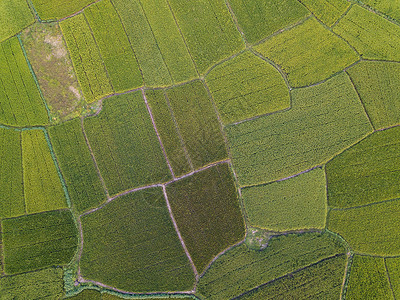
[227,72,372,186]
[0,0,34,42]
[255,17,359,87]
[2,209,78,274]
[206,51,290,125]
[299,0,350,26]
[30,0,95,20]
[80,188,195,292]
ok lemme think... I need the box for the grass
[238,255,346,299]
[326,126,400,208]
[333,4,400,61]
[328,198,400,256]
[361,0,400,22]
[346,255,393,299]
[60,14,113,103]
[0,0,34,42]
[196,231,346,299]
[299,0,350,26]
[255,17,359,87]
[228,0,309,44]
[84,0,142,93]
[2,209,78,274]
[80,188,195,292]
[165,80,228,169]
[205,51,290,125]
[22,129,67,214]
[385,257,400,299]
[347,61,400,130]
[242,167,327,232]
[166,163,245,274]
[0,267,64,298]
[0,128,24,218]
[48,118,106,213]
[168,0,245,74]
[226,72,373,187]
[84,91,171,196]
[30,0,95,20]
[0,36,48,126]
[145,88,192,176]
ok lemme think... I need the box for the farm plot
[255,17,359,87]
[0,36,48,126]
[328,199,400,256]
[386,257,400,299]
[347,61,400,130]
[21,22,83,123]
[228,0,309,44]
[80,188,195,292]
[326,126,400,208]
[238,255,346,299]
[361,0,400,22]
[196,231,346,299]
[145,89,192,176]
[0,128,24,218]
[168,0,244,74]
[60,14,113,103]
[48,119,106,213]
[298,0,350,26]
[30,0,95,20]
[226,72,373,187]
[22,129,67,214]
[84,91,171,196]
[166,163,245,273]
[2,209,78,274]
[346,255,393,299]
[333,5,400,61]
[0,267,64,299]
[84,0,142,93]
[205,51,290,125]
[242,168,326,232]
[165,80,228,169]
[0,0,34,42]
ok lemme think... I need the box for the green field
[346,255,393,299]
[84,91,171,195]
[2,209,78,274]
[386,257,400,299]
[328,198,400,256]
[0,128,24,218]
[361,0,400,22]
[30,0,95,20]
[165,80,228,169]
[166,163,245,273]
[333,4,400,61]
[0,36,48,126]
[0,0,34,42]
[238,255,346,299]
[48,119,106,213]
[228,0,309,44]
[326,126,400,208]
[299,0,350,26]
[206,51,290,125]
[242,168,326,231]
[0,267,64,298]
[227,72,373,186]
[196,231,346,299]
[84,0,142,93]
[80,188,195,292]
[22,129,67,214]
[347,61,400,130]
[168,0,244,74]
[60,14,113,103]
[255,17,359,87]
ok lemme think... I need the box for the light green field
[361,0,400,22]
[60,14,113,103]
[22,129,67,214]
[0,0,34,42]
[0,37,48,126]
[347,61,400,130]
[326,126,400,208]
[31,0,95,20]
[242,168,326,231]
[226,72,373,186]
[299,0,350,26]
[255,17,359,87]
[386,257,400,299]
[168,0,244,74]
[333,5,400,61]
[206,51,290,125]
[84,0,142,93]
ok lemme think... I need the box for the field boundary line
[340,252,353,300]
[203,49,246,78]
[329,197,400,211]
[57,0,103,22]
[362,58,400,64]
[384,258,397,300]
[331,3,354,28]
[350,0,400,28]
[224,0,248,46]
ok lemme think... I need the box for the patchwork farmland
[0,0,399,298]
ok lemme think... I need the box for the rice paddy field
[0,0,399,298]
